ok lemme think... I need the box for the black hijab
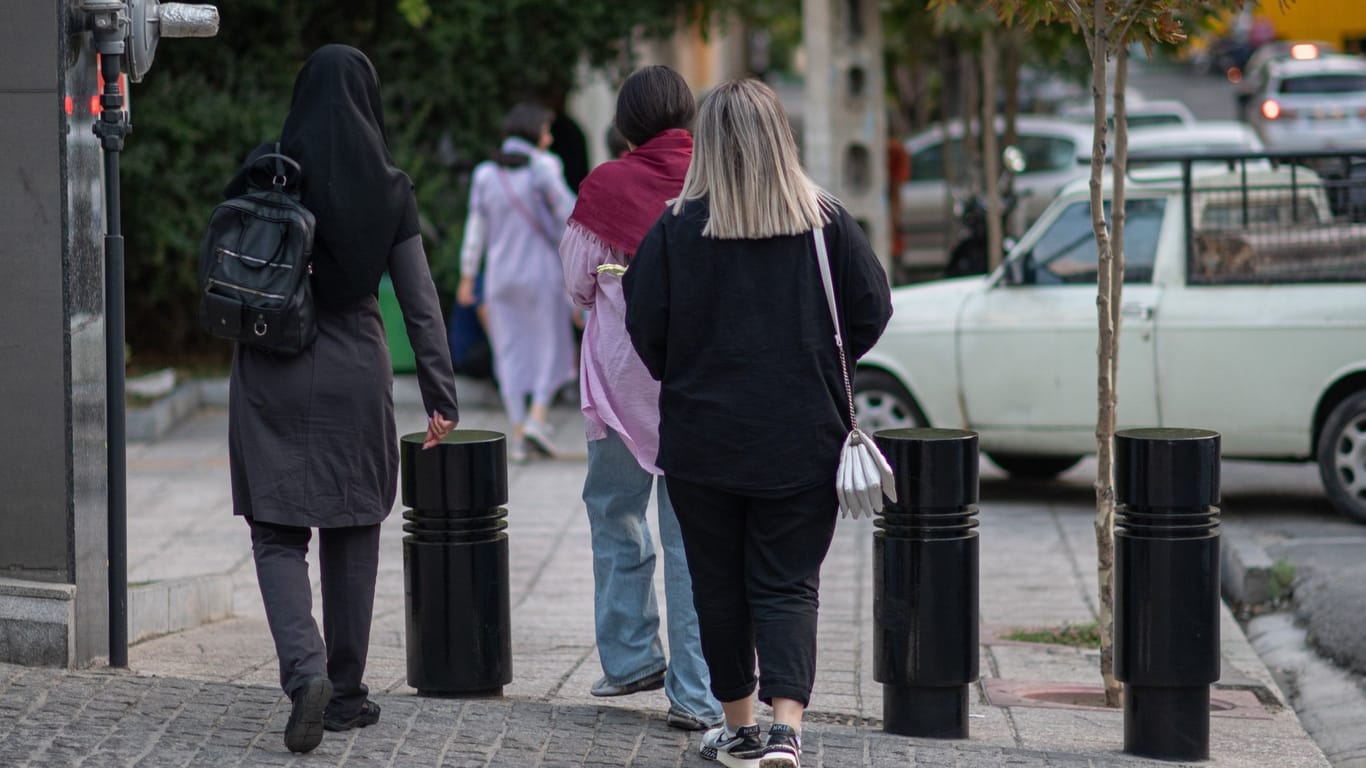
[258,45,414,310]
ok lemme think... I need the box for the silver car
[898,116,1092,269]
[1248,54,1366,152]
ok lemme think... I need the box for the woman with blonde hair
[624,79,892,768]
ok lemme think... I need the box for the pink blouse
[559,221,663,475]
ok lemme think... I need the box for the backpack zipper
[217,246,296,269]
[207,278,287,301]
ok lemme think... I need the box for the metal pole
[401,430,513,696]
[1114,427,1221,762]
[873,427,980,739]
[93,27,130,670]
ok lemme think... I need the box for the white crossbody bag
[812,226,897,519]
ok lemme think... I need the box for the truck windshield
[1028,198,1167,285]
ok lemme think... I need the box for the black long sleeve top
[624,199,893,493]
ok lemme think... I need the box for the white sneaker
[700,723,764,767]
[508,437,528,464]
[522,419,558,457]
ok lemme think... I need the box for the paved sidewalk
[0,386,1333,766]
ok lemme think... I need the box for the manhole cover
[983,680,1271,720]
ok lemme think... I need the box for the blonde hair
[672,79,833,239]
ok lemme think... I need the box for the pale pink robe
[559,221,662,474]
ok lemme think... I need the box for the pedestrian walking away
[223,44,459,754]
[624,78,893,768]
[458,102,578,464]
[559,65,722,732]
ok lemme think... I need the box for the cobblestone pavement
[0,396,1329,767]
[1,664,1191,768]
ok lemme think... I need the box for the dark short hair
[503,102,553,144]
[614,66,696,148]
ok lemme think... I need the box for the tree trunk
[1002,31,1020,151]
[912,57,931,132]
[961,48,981,191]
[1086,0,1122,710]
[1002,31,1022,239]
[982,27,1003,270]
[940,40,961,257]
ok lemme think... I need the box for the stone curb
[1222,529,1366,765]
[127,374,504,442]
[1221,527,1277,607]
[127,573,233,645]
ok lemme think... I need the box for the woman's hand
[423,411,457,449]
[456,276,478,308]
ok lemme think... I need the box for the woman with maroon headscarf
[559,65,721,732]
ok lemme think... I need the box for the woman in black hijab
[226,45,460,754]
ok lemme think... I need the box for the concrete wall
[802,0,890,266]
[0,0,110,667]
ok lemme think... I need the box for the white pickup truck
[857,153,1366,522]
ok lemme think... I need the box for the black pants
[667,476,838,707]
[248,518,382,719]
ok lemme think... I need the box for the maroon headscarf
[568,128,693,255]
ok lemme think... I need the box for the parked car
[857,152,1366,523]
[1125,121,1265,160]
[898,117,1092,271]
[1233,40,1339,119]
[1058,98,1198,130]
[1246,54,1366,151]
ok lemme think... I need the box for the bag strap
[813,226,858,431]
[495,168,559,249]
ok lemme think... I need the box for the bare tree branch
[1115,0,1147,27]
[1063,0,1095,51]
[1114,0,1151,49]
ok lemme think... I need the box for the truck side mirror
[1006,251,1035,286]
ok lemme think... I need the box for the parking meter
[74,0,218,669]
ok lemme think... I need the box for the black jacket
[624,199,893,493]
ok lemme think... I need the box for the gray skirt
[228,295,398,528]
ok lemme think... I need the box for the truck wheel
[988,453,1082,480]
[1316,390,1366,524]
[853,369,926,433]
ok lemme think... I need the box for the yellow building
[1256,0,1366,53]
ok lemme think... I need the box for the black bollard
[400,430,512,697]
[872,428,980,739]
[1114,428,1221,762]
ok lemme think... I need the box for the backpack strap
[272,141,287,192]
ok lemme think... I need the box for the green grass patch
[1270,559,1296,601]
[1003,621,1103,648]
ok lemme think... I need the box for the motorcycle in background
[944,146,1027,277]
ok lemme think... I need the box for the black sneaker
[324,699,381,732]
[284,675,332,753]
[758,723,801,768]
[700,723,764,767]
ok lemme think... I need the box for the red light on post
[92,55,128,116]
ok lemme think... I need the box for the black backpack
[199,146,317,355]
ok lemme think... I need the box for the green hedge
[121,0,701,361]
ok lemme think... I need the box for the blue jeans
[584,429,720,722]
